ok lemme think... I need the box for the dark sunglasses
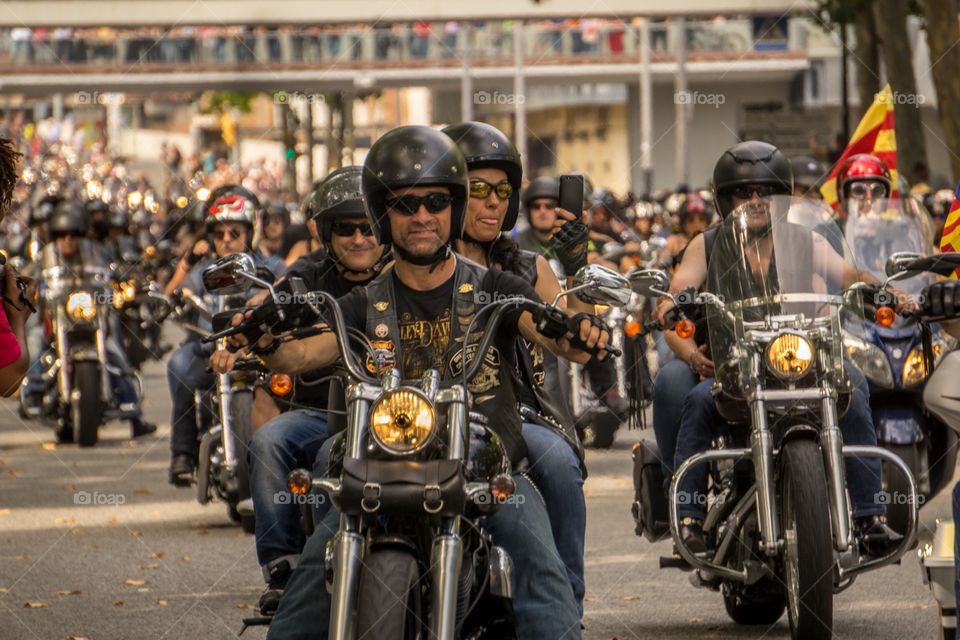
[212,228,243,241]
[385,192,453,215]
[730,184,781,200]
[330,221,373,237]
[469,179,513,201]
[848,182,888,199]
[530,200,557,211]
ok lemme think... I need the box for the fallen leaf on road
[688,617,703,623]
[195,529,209,536]
[157,599,169,606]
[66,636,91,640]
[108,517,120,525]
[15,555,28,561]
[124,579,146,586]
[137,588,150,593]
[0,588,8,593]
[139,563,160,570]
[23,601,48,608]
[55,590,81,596]
[114,600,124,606]
[621,595,641,601]
[62,485,76,492]
[133,488,151,495]
[129,530,143,538]
[236,603,251,609]
[41,442,56,451]
[53,517,76,526]
[149,552,165,559]
[181,555,191,561]
[584,596,596,603]
[7,469,20,476]
[69,528,83,536]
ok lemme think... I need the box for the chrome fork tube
[329,515,364,640]
[219,372,236,469]
[55,308,70,401]
[430,519,463,640]
[821,392,851,552]
[750,397,780,554]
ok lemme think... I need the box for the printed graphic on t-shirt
[397,308,452,379]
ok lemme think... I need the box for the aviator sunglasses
[385,192,453,215]
[330,221,374,237]
[469,179,514,201]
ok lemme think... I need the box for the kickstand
[239,615,272,635]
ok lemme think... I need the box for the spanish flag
[820,84,899,210]
[939,182,960,277]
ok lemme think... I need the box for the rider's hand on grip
[922,281,960,321]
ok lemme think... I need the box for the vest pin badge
[374,323,389,338]
[373,301,389,311]
[458,283,474,294]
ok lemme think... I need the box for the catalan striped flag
[939,182,960,277]
[821,84,899,210]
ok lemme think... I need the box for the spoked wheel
[356,549,423,639]
[780,438,833,640]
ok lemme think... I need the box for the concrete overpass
[0,1,816,26]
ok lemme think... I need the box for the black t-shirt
[337,265,540,463]
[281,223,312,259]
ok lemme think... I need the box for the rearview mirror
[884,252,923,279]
[201,253,257,294]
[569,264,633,307]
[628,269,670,297]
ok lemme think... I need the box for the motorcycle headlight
[66,291,97,321]
[901,343,945,389]
[765,332,814,381]
[370,388,437,455]
[122,281,137,302]
[843,332,894,388]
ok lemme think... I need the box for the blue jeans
[166,340,215,457]
[522,422,586,619]
[266,475,581,640]
[652,359,699,490]
[674,366,883,521]
[249,409,329,571]
[953,480,960,640]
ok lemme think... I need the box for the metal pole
[674,17,688,189]
[840,20,850,143]
[513,20,527,174]
[461,23,473,121]
[640,18,653,197]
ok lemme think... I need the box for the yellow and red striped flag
[821,84,898,210]
[939,182,960,277]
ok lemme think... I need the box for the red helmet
[837,153,891,197]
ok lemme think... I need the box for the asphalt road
[0,352,950,640]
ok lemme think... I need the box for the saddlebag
[340,458,465,518]
[631,439,671,542]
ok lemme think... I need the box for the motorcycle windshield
[41,239,111,294]
[705,196,866,368]
[844,194,935,296]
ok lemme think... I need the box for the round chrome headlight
[66,291,97,321]
[765,332,814,381]
[369,388,437,455]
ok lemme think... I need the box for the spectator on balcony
[11,28,33,64]
[410,21,430,59]
[443,21,459,57]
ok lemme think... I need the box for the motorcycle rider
[443,120,589,617]
[835,153,892,231]
[516,175,561,261]
[246,167,388,616]
[659,141,901,555]
[259,201,291,260]
[212,125,611,639]
[791,155,827,200]
[167,185,286,486]
[27,201,155,437]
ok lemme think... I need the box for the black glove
[565,311,613,359]
[551,219,590,275]
[186,249,204,267]
[923,281,960,320]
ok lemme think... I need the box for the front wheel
[356,549,423,639]
[780,438,833,640]
[72,361,102,447]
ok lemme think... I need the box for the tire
[72,361,102,447]
[723,578,786,625]
[883,443,920,537]
[122,315,149,370]
[356,549,423,639]
[780,438,833,640]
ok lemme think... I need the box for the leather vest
[363,257,527,463]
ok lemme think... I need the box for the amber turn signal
[675,318,696,340]
[269,373,294,396]
[875,306,895,328]
[624,320,642,338]
[287,468,313,495]
[490,474,516,502]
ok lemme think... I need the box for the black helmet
[265,201,291,227]
[108,207,129,230]
[790,155,827,191]
[204,184,260,231]
[441,121,522,231]
[361,125,468,245]
[30,194,62,226]
[713,141,793,217]
[304,166,366,243]
[85,199,110,216]
[522,176,560,210]
[590,187,622,215]
[48,201,88,237]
